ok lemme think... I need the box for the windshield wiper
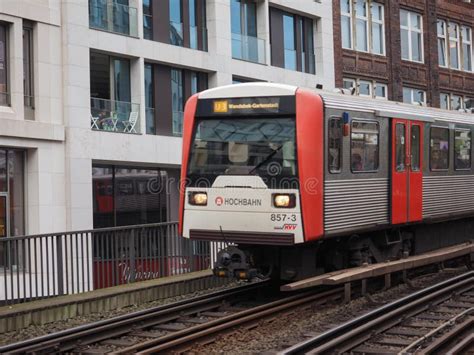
[248,145,283,175]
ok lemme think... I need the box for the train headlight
[189,192,208,206]
[272,194,296,208]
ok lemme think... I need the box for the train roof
[197,83,474,125]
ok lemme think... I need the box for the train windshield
[187,117,298,188]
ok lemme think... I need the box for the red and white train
[179,83,474,280]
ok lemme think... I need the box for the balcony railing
[0,92,10,107]
[91,97,140,134]
[145,107,155,134]
[284,49,297,71]
[190,26,208,51]
[170,21,184,46]
[143,14,153,40]
[24,95,35,120]
[89,0,138,37]
[302,52,316,75]
[232,33,266,64]
[172,110,184,136]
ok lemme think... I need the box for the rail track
[281,271,474,355]
[0,280,344,354]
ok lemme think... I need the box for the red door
[391,119,423,224]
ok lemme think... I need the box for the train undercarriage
[213,217,474,281]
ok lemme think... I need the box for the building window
[351,120,379,172]
[0,23,8,106]
[340,0,385,55]
[143,0,152,40]
[440,92,469,111]
[448,22,460,70]
[341,0,352,49]
[451,94,464,111]
[328,117,343,173]
[430,127,449,171]
[0,149,25,266]
[455,129,471,170]
[461,25,473,72]
[171,68,184,136]
[440,92,449,110]
[169,0,183,46]
[438,20,447,67]
[343,77,387,99]
[89,0,137,37]
[92,165,170,228]
[403,87,425,105]
[145,63,154,134]
[23,23,34,118]
[283,14,297,71]
[400,9,423,63]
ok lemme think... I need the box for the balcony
[232,33,266,64]
[172,110,184,136]
[90,98,140,134]
[89,0,138,37]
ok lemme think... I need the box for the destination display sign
[196,96,296,117]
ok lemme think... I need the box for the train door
[391,119,423,224]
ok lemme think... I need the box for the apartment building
[333,0,474,110]
[0,0,335,246]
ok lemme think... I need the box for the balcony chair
[123,111,139,133]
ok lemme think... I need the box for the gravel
[190,267,469,354]
[0,279,244,346]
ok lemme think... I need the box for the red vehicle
[179,83,473,280]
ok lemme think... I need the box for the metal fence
[0,222,225,305]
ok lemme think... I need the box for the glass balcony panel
[146,107,155,134]
[170,21,184,46]
[189,26,208,51]
[143,14,153,40]
[89,0,138,37]
[91,97,140,134]
[172,110,184,136]
[284,49,297,71]
[231,33,266,64]
[24,95,35,120]
[302,52,316,74]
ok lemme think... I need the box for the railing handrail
[0,221,178,242]
[90,0,138,12]
[90,97,138,106]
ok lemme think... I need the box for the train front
[179,83,324,280]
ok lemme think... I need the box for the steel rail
[280,271,474,355]
[0,281,268,354]
[117,287,344,354]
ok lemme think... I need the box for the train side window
[454,129,471,170]
[351,120,379,172]
[411,125,420,171]
[328,117,342,173]
[430,127,450,171]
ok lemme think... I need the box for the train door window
[395,123,406,172]
[454,129,471,170]
[351,120,379,172]
[411,125,420,171]
[328,117,342,173]
[430,127,449,171]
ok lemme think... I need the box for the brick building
[333,0,474,111]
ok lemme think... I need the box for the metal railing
[0,222,227,305]
[172,110,184,136]
[91,97,140,134]
[232,33,266,64]
[89,0,138,37]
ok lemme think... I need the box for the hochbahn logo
[215,196,262,207]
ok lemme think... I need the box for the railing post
[129,228,136,283]
[56,235,64,296]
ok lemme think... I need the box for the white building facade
[0,0,335,246]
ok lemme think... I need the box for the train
[178,83,474,281]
